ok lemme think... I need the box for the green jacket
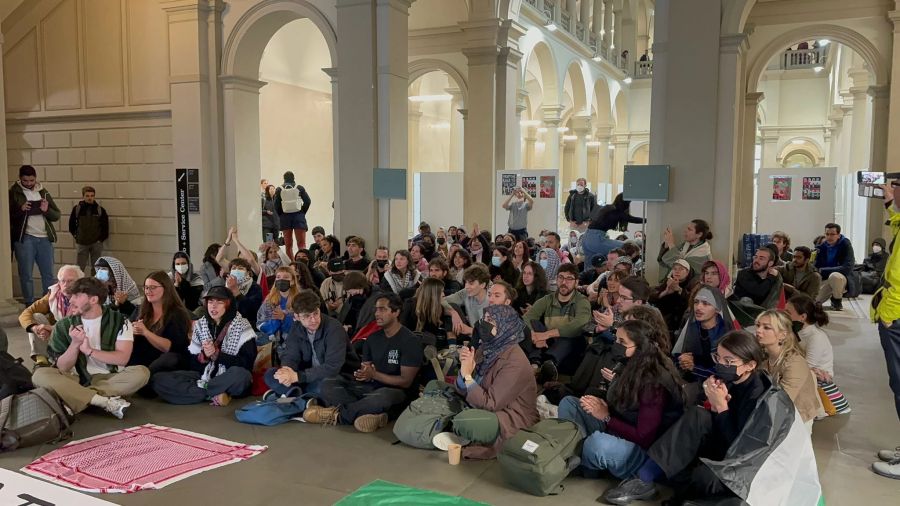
[48,307,128,385]
[524,291,591,338]
[9,182,61,244]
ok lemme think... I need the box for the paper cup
[448,443,462,465]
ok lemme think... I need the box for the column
[515,88,529,170]
[885,10,900,169]
[572,115,592,180]
[462,40,498,228]
[495,20,526,172]
[163,0,221,258]
[612,7,622,51]
[408,106,422,176]
[717,33,749,265]
[523,127,537,169]
[737,92,763,240]
[541,105,564,169]
[592,0,603,36]
[0,32,20,312]
[567,0,577,31]
[447,88,464,172]
[602,0,613,49]
[612,137,628,188]
[580,0,591,42]
[868,85,890,242]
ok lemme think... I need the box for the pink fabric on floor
[23,424,266,493]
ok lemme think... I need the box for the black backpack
[0,351,34,401]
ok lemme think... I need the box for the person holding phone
[261,184,279,243]
[9,165,62,306]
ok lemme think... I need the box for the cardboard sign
[0,468,115,505]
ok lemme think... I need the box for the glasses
[557,275,577,282]
[892,181,900,187]
[617,293,634,301]
[143,285,163,292]
[711,352,744,367]
[296,310,320,321]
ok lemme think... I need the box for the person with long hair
[435,228,450,258]
[381,250,421,295]
[200,243,223,287]
[513,260,549,317]
[650,259,695,337]
[755,309,821,427]
[261,184,279,242]
[559,319,684,480]
[490,246,520,286]
[449,248,473,284]
[131,271,193,379]
[409,242,430,275]
[434,304,538,459]
[313,234,341,274]
[510,240,531,272]
[169,251,204,310]
[603,330,769,505]
[401,277,447,335]
[257,266,300,347]
[658,219,713,283]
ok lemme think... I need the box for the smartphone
[265,232,274,243]
[858,171,885,198]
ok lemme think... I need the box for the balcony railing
[524,0,537,7]
[560,10,571,32]
[542,0,554,20]
[782,47,827,70]
[634,60,653,79]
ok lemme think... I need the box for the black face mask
[275,279,291,293]
[791,321,804,336]
[295,257,309,266]
[476,320,494,339]
[714,363,741,384]
[376,259,388,269]
[610,342,630,363]
[437,238,446,245]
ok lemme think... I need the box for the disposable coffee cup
[448,443,462,465]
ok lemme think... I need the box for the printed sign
[175,168,192,255]
[501,174,517,195]
[521,177,537,198]
[0,468,116,505]
[771,176,792,201]
[802,176,821,200]
[539,176,555,198]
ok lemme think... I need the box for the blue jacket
[281,315,350,384]
[815,235,855,278]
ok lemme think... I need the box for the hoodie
[564,188,597,223]
[673,286,735,380]
[814,234,854,277]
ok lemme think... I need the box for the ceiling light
[408,94,452,102]
[623,77,633,84]
[592,55,603,62]
[557,127,569,133]
[813,66,824,73]
[562,135,578,141]
[818,39,830,46]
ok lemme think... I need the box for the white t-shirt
[81,315,133,375]
[799,324,834,378]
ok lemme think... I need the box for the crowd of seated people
[11,203,870,501]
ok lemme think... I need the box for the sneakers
[304,405,340,425]
[210,393,231,406]
[354,413,388,433]
[878,447,900,462]
[602,477,658,505]
[32,355,51,371]
[537,360,559,385]
[825,297,843,311]
[262,389,277,402]
[872,459,900,480]
[104,396,131,419]
[432,432,470,451]
[262,387,302,402]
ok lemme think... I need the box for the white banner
[0,468,115,505]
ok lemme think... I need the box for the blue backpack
[235,395,306,426]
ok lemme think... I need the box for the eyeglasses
[295,310,320,321]
[557,275,577,282]
[711,352,744,367]
[892,181,900,187]
[617,293,634,301]
[143,285,163,292]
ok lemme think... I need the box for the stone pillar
[495,21,526,172]
[408,107,422,175]
[602,0,613,48]
[572,115,592,179]
[515,88,528,170]
[541,105,564,169]
[886,10,900,170]
[737,92,763,240]
[462,40,499,229]
[447,88,464,172]
[580,0,591,41]
[163,0,221,258]
[567,0,578,30]
[523,128,537,169]
[612,137,628,188]
[868,84,890,243]
[0,32,19,313]
[592,0,603,36]
[612,7,622,51]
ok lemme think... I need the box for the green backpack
[393,380,465,449]
[497,419,584,496]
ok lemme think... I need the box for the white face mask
[576,185,585,192]
[873,245,883,254]
[175,264,189,275]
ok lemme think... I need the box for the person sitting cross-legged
[306,293,422,432]
[33,277,150,419]
[152,285,257,406]
[729,246,782,309]
[19,264,84,368]
[263,289,351,400]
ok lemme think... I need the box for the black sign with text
[176,168,191,255]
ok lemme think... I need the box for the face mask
[95,269,110,282]
[791,320,804,335]
[491,257,502,267]
[437,238,446,245]
[275,279,291,292]
[610,342,629,362]
[714,363,741,384]
[175,264,189,275]
[376,259,388,269]
[477,320,494,339]
[539,259,549,270]
[576,185,585,193]
[569,237,577,246]
[230,269,245,282]
[873,245,883,254]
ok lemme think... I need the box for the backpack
[0,387,73,452]
[393,380,465,449]
[497,419,583,496]
[235,391,305,426]
[280,185,302,213]
[0,351,34,401]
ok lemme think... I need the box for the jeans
[558,396,606,437]
[878,320,900,421]
[263,367,323,397]
[520,335,586,372]
[320,376,408,425]
[581,229,623,267]
[13,234,55,305]
[558,396,645,478]
[508,228,528,242]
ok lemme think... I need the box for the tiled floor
[0,296,898,505]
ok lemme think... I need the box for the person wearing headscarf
[672,285,736,383]
[445,304,539,459]
[152,284,256,406]
[169,251,204,310]
[538,247,561,291]
[700,259,731,297]
[94,256,142,317]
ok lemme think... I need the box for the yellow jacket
[872,204,900,324]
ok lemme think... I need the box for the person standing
[275,171,312,259]
[68,186,109,275]
[502,187,533,242]
[9,165,61,306]
[261,184,280,243]
[564,178,597,231]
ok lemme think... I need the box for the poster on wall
[521,176,537,197]
[771,176,792,201]
[501,174,517,195]
[802,176,821,200]
[539,176,556,198]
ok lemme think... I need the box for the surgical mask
[95,268,109,282]
[275,279,291,292]
[569,237,577,246]
[576,185,585,193]
[539,259,549,270]
[873,245,883,254]
[376,259,388,269]
[477,320,494,339]
[610,342,629,362]
[437,238,446,245]
[175,264,189,275]
[714,363,741,384]
[491,257,502,267]
[230,269,246,282]
[791,320,804,335]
